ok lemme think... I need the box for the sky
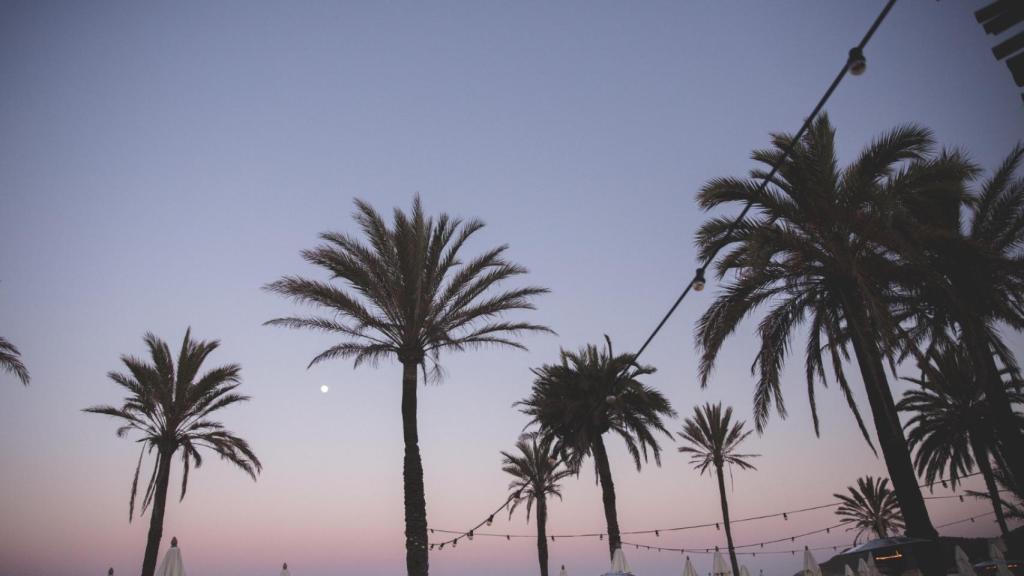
[1,1,1022,575]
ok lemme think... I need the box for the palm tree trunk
[969,433,1009,536]
[402,361,429,576]
[960,317,1024,494]
[837,290,937,541]
[592,434,620,559]
[140,448,174,576]
[715,464,741,576]
[537,494,549,576]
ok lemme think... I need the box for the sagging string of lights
[430,484,1002,552]
[936,510,995,529]
[429,470,989,546]
[430,516,854,553]
[621,511,1000,557]
[427,489,524,550]
[631,0,898,361]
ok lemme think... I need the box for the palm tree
[501,432,574,576]
[0,336,29,385]
[265,196,551,576]
[517,336,676,558]
[677,403,758,576]
[898,144,1024,491]
[834,476,905,544]
[84,329,261,576]
[897,345,1024,536]
[692,114,965,539]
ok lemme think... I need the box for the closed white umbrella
[739,565,751,576]
[866,554,881,576]
[989,540,1012,576]
[559,564,568,576]
[803,548,822,576]
[857,557,871,576]
[955,546,976,576]
[155,537,186,576]
[280,562,291,576]
[712,550,731,576]
[606,548,633,575]
[683,556,699,576]
[844,564,856,576]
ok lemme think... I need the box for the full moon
[320,385,329,394]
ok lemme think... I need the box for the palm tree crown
[502,432,574,523]
[898,345,1023,535]
[898,347,1023,488]
[265,195,551,373]
[518,337,675,472]
[834,476,904,544]
[84,329,261,519]
[0,336,30,385]
[678,403,758,476]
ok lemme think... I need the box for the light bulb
[693,268,706,292]
[847,47,866,76]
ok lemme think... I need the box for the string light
[429,472,987,550]
[630,0,898,361]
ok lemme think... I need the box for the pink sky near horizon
[1,1,1022,575]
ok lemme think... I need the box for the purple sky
[1,2,1022,575]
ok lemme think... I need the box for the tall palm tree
[517,336,676,558]
[677,403,758,576]
[265,196,551,576]
[897,144,1024,491]
[84,330,261,576]
[834,476,905,544]
[897,346,1024,536]
[693,114,965,539]
[501,432,574,576]
[0,336,29,385]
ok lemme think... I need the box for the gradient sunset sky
[1,1,1022,575]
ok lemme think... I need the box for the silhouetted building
[975,0,1024,102]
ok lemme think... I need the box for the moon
[320,384,329,394]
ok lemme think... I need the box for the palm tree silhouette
[898,346,1023,536]
[834,477,904,544]
[0,336,29,385]
[693,114,957,538]
[678,403,758,576]
[84,329,261,576]
[898,144,1024,490]
[501,432,574,576]
[266,196,551,576]
[518,336,675,558]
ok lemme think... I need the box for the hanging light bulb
[716,523,720,531]
[693,267,706,291]
[439,543,445,550]
[655,530,660,537]
[551,535,555,542]
[847,47,866,76]
[487,515,494,526]
[506,535,511,541]
[826,528,830,534]
[959,495,964,502]
[600,534,604,541]
[452,539,458,548]
[783,512,789,520]
[429,544,435,551]
[430,529,434,534]
[468,531,474,541]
